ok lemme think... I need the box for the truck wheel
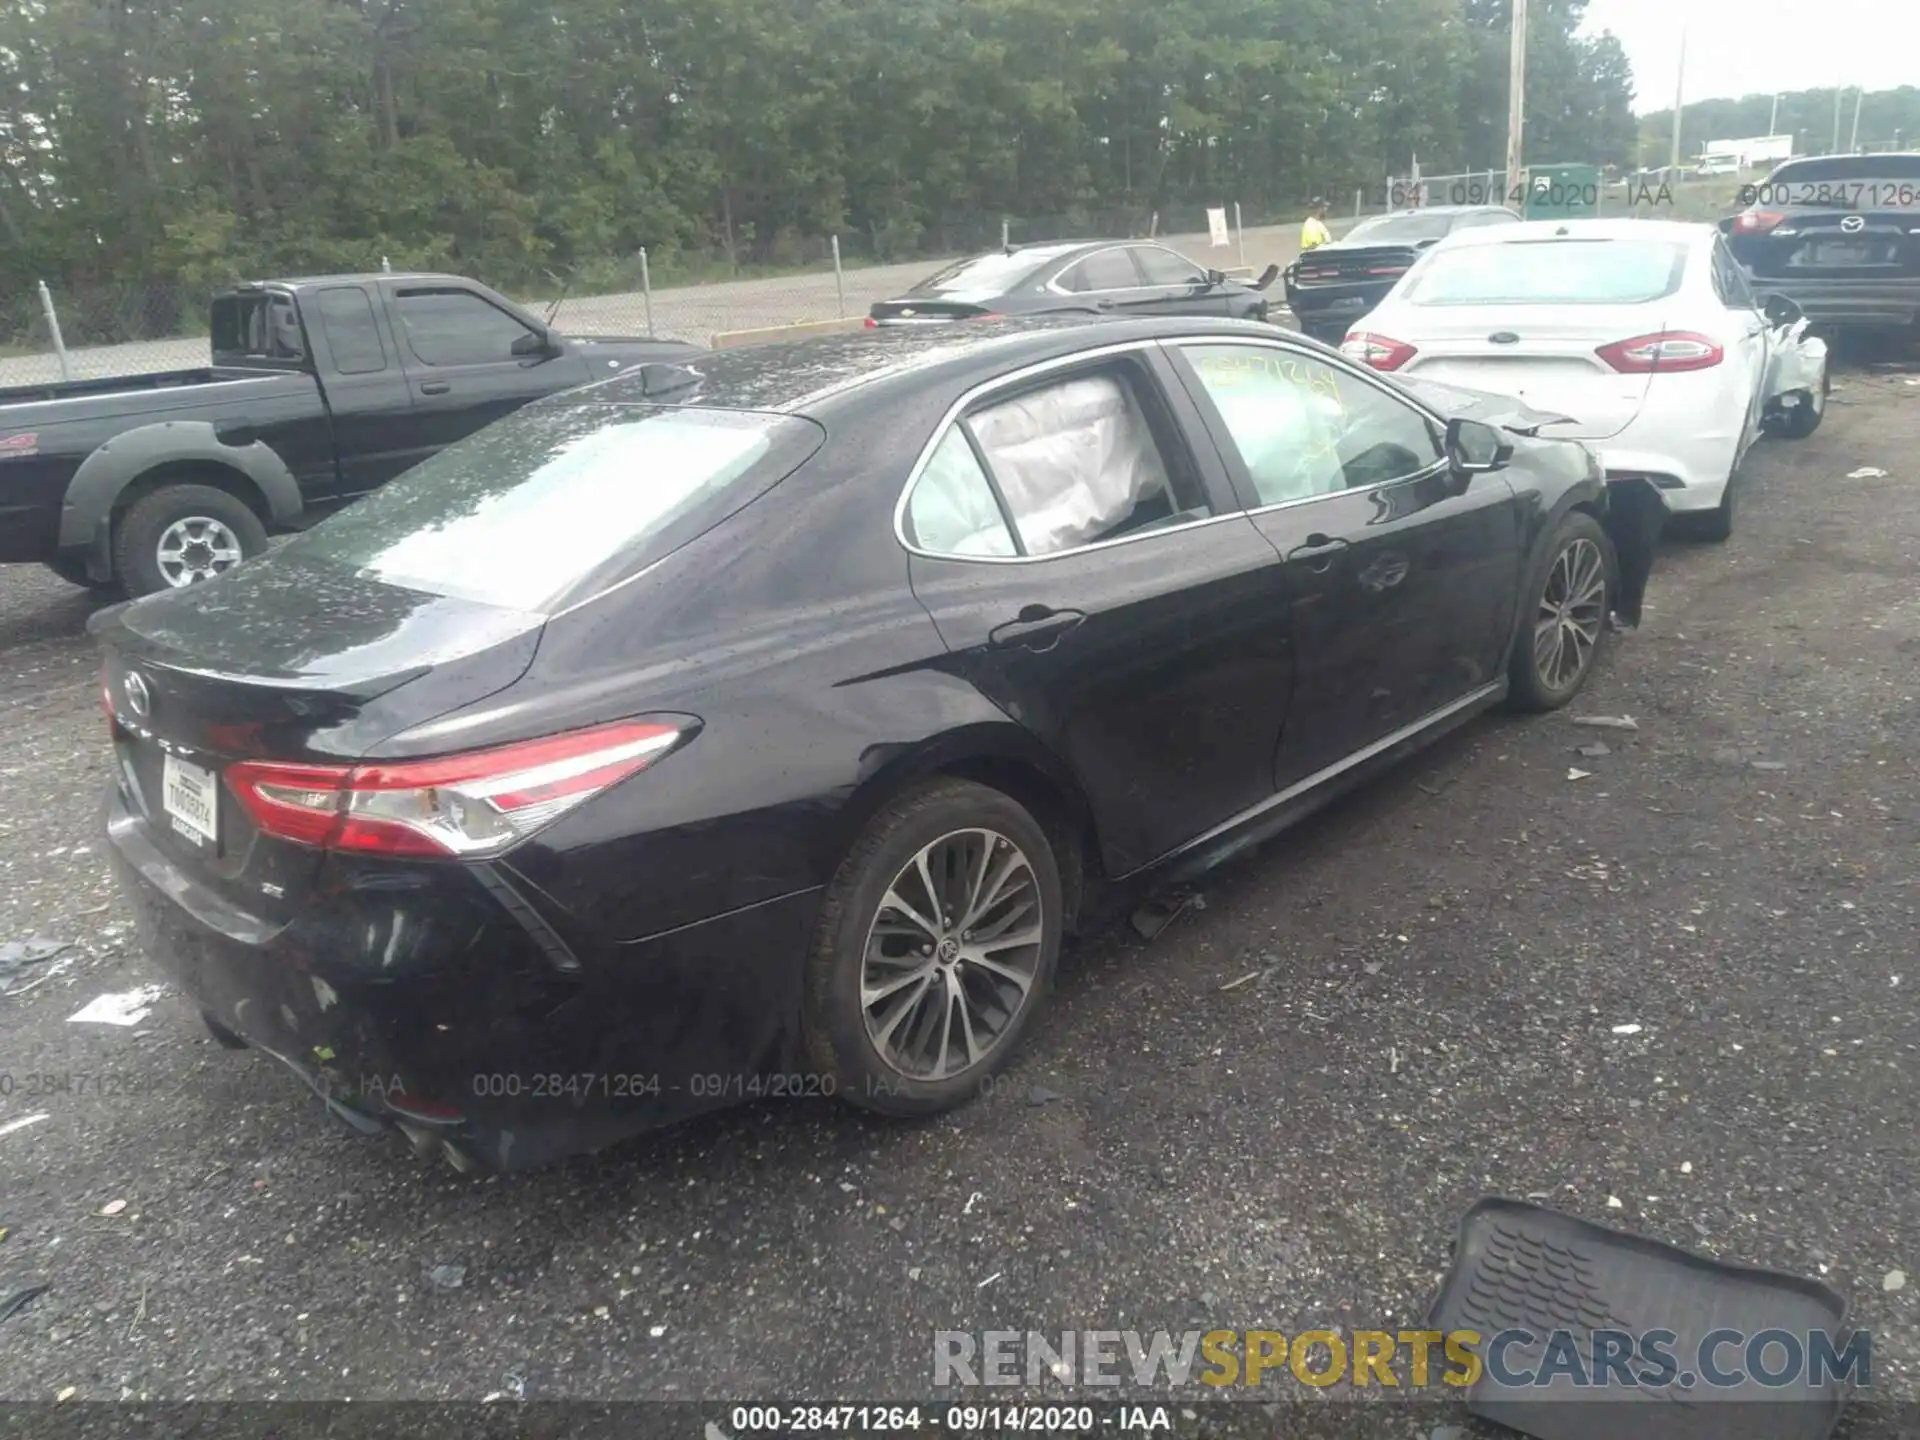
[42,556,118,593]
[112,485,268,598]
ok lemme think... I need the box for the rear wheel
[803,779,1062,1117]
[1774,369,1829,439]
[112,484,269,598]
[1508,512,1615,712]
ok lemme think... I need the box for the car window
[1403,239,1689,306]
[313,286,389,375]
[1181,344,1442,506]
[910,248,1072,296]
[393,288,538,366]
[280,404,819,612]
[1344,213,1457,244]
[212,293,306,364]
[965,370,1198,556]
[903,429,1017,558]
[1056,249,1142,294]
[1132,246,1207,287]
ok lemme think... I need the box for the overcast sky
[1579,0,1916,113]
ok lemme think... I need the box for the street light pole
[1505,0,1527,196]
[1831,85,1844,154]
[1849,87,1864,152]
[1768,92,1779,137]
[1667,23,1686,174]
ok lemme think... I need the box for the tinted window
[904,429,1016,557]
[1133,246,1207,286]
[1182,344,1440,506]
[910,249,1074,296]
[1403,239,1689,305]
[1057,249,1142,293]
[1344,213,1457,244]
[393,289,537,366]
[281,405,817,612]
[967,371,1197,556]
[212,293,305,363]
[313,287,388,375]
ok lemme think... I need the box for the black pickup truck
[0,273,701,596]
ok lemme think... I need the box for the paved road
[0,222,1317,387]
[0,365,1915,1427]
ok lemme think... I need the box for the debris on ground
[1577,742,1611,758]
[1606,1195,1624,1208]
[425,1264,466,1291]
[67,985,166,1027]
[1846,466,1889,479]
[1572,714,1639,731]
[1611,1023,1643,1035]
[96,1199,126,1217]
[1025,1085,1066,1106]
[1887,1270,1908,1293]
[1567,768,1593,781]
[1131,889,1203,940]
[0,937,69,989]
[0,1284,50,1328]
[0,1114,49,1140]
[1751,760,1789,772]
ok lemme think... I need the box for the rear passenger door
[902,345,1294,876]
[1047,248,1154,317]
[379,284,592,456]
[301,284,421,503]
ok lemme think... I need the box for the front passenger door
[1169,340,1524,789]
[1128,244,1233,317]
[382,286,590,459]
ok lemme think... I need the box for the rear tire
[1775,369,1829,439]
[112,484,269,598]
[1507,511,1616,712]
[803,779,1063,1119]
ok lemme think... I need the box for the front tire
[1507,511,1616,712]
[803,779,1063,1118]
[1774,369,1829,439]
[112,484,269,598]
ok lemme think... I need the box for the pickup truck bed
[0,272,702,597]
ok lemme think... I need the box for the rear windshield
[911,248,1074,295]
[1402,239,1689,306]
[280,403,822,612]
[1343,213,1457,244]
[1760,155,1920,208]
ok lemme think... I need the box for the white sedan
[1340,219,1829,541]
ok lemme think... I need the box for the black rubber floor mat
[1427,1197,1853,1440]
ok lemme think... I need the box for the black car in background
[1721,152,1920,329]
[98,315,1657,1172]
[1284,206,1521,341]
[867,241,1278,327]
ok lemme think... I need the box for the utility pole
[1505,0,1527,198]
[1667,23,1686,174]
[1831,85,1844,154]
[1849,88,1864,152]
[1768,93,1779,137]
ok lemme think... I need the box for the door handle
[1286,533,1350,572]
[420,381,451,395]
[988,605,1086,651]
[1093,299,1117,311]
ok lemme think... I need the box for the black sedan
[867,241,1278,327]
[96,316,1660,1172]
[1285,206,1521,341]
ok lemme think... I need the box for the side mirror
[511,329,559,359]
[1760,293,1802,328]
[1205,268,1228,287]
[1444,416,1513,477]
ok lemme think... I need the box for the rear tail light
[864,316,879,327]
[226,719,691,859]
[1340,332,1417,371]
[1595,331,1724,373]
[1733,210,1785,234]
[1365,265,1409,276]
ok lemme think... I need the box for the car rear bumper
[1750,276,1920,327]
[1284,281,1393,330]
[1594,408,1743,514]
[105,790,821,1171]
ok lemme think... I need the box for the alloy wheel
[861,827,1044,1080]
[1533,536,1606,693]
[156,516,245,587]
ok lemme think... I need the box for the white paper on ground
[68,984,167,1027]
[0,1112,50,1138]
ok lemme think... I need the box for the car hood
[1391,376,1579,436]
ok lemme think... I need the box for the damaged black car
[95,315,1660,1172]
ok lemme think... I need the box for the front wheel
[112,484,269,598]
[803,779,1063,1118]
[1773,369,1829,439]
[1507,512,1616,712]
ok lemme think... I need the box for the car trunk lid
[94,553,544,919]
[1393,308,1664,442]
[1291,243,1424,286]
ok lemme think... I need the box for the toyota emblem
[1840,215,1865,233]
[123,670,151,719]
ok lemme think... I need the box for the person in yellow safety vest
[1300,198,1332,251]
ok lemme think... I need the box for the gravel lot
[0,355,1915,1434]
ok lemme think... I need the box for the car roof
[570,314,1282,417]
[1362,205,1513,218]
[1432,218,1714,249]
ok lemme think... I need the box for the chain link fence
[0,201,1318,390]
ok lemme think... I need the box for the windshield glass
[1403,238,1689,306]
[280,403,818,612]
[910,247,1077,295]
[1343,213,1457,244]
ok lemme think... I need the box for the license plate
[1331,296,1367,309]
[1800,241,1875,266]
[162,754,219,846]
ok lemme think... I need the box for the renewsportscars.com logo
[934,1328,1872,1391]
